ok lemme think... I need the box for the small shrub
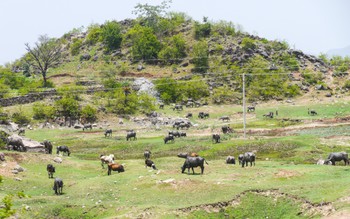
[194,19,211,39]
[12,111,31,125]
[241,37,256,51]
[70,38,83,56]
[100,20,123,52]
[343,80,350,89]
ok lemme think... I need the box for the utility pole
[242,73,246,139]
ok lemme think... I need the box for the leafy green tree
[81,105,97,123]
[191,40,209,73]
[55,96,80,124]
[86,24,102,45]
[132,0,172,31]
[138,92,156,114]
[158,34,187,64]
[100,21,123,52]
[154,78,179,103]
[111,88,138,114]
[25,35,61,86]
[194,18,212,39]
[180,77,209,100]
[126,24,161,62]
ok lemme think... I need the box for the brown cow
[107,163,125,175]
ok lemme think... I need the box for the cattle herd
[1,103,346,198]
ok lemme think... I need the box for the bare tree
[25,35,61,86]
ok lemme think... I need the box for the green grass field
[2,100,350,218]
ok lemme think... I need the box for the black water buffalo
[107,163,125,175]
[181,156,208,174]
[82,124,92,131]
[325,152,349,166]
[43,140,53,154]
[169,131,180,138]
[144,150,151,159]
[198,112,209,119]
[222,126,233,134]
[104,129,112,137]
[173,104,183,111]
[164,135,175,144]
[56,146,71,156]
[7,136,26,152]
[212,134,220,143]
[226,156,236,164]
[179,132,187,137]
[53,178,63,195]
[177,122,191,130]
[238,154,244,165]
[47,164,55,178]
[241,152,256,167]
[219,116,230,122]
[263,112,274,118]
[308,108,317,116]
[186,113,193,118]
[159,103,164,109]
[126,131,137,141]
[247,106,255,112]
[145,159,157,170]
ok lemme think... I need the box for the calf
[82,124,92,131]
[47,164,55,178]
[145,159,157,170]
[107,163,125,175]
[226,156,236,164]
[177,152,199,158]
[181,156,208,174]
[100,154,115,168]
[238,154,244,165]
[219,116,230,122]
[53,178,63,195]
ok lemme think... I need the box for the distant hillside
[327,45,350,57]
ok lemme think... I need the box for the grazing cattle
[181,156,208,174]
[198,112,209,119]
[222,126,233,134]
[241,152,256,167]
[164,135,175,144]
[144,150,151,159]
[177,152,199,158]
[186,113,193,118]
[325,152,349,166]
[82,124,92,131]
[145,159,157,170]
[186,101,194,108]
[179,132,187,137]
[173,104,183,111]
[56,146,70,156]
[107,163,125,175]
[308,108,317,116]
[247,106,255,112]
[238,154,244,165]
[194,101,201,107]
[47,164,55,178]
[169,131,181,138]
[43,140,53,154]
[53,178,63,195]
[0,152,5,161]
[7,135,26,152]
[177,122,191,130]
[104,129,112,137]
[100,154,115,168]
[126,131,137,141]
[219,116,230,122]
[159,103,164,109]
[263,112,274,118]
[212,134,220,143]
[18,128,25,136]
[226,156,236,164]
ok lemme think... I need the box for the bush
[12,111,31,125]
[301,70,323,85]
[32,103,56,120]
[241,37,256,51]
[194,20,211,39]
[138,92,156,114]
[55,96,80,120]
[212,86,240,104]
[81,105,97,123]
[343,80,350,89]
[86,24,102,45]
[158,34,187,64]
[211,20,235,36]
[100,21,123,52]
[70,38,83,56]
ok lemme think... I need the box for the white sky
[0,0,349,66]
